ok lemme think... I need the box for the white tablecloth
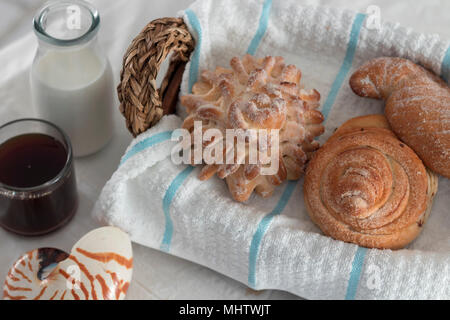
[0,0,448,299]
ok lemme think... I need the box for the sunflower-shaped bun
[181,55,324,202]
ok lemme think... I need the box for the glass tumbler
[0,119,78,236]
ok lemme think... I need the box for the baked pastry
[350,57,450,178]
[303,115,438,249]
[181,54,324,202]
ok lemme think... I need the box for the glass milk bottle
[31,0,114,157]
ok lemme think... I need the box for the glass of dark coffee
[0,119,78,236]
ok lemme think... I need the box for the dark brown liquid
[0,133,78,236]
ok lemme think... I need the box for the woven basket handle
[118,17,195,136]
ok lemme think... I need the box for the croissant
[349,57,450,178]
[303,115,438,249]
[181,55,324,202]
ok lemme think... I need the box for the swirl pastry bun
[304,115,438,249]
[350,57,450,179]
[181,55,324,202]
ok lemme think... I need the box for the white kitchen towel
[94,0,450,299]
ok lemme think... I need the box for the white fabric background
[0,0,449,300]
[95,0,450,299]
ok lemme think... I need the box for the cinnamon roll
[303,115,438,249]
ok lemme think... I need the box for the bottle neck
[33,0,100,49]
[36,34,99,54]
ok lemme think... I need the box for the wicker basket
[118,17,195,137]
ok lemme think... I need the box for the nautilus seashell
[3,227,133,300]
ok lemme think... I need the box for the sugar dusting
[350,57,450,178]
[180,54,324,201]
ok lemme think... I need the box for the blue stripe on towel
[319,13,368,300]
[248,181,298,288]
[247,0,273,55]
[321,13,366,120]
[345,247,368,300]
[246,13,367,290]
[442,45,450,83]
[160,166,195,252]
[158,10,202,253]
[185,9,203,93]
[120,131,174,165]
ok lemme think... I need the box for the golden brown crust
[303,115,438,249]
[349,57,450,178]
[181,55,324,202]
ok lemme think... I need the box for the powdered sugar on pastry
[303,115,439,250]
[181,55,325,202]
[350,57,450,178]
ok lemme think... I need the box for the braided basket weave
[118,18,195,137]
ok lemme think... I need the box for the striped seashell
[3,227,133,300]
